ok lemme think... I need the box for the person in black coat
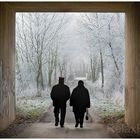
[70,80,90,128]
[50,77,70,127]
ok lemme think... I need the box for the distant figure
[50,77,70,127]
[70,80,90,128]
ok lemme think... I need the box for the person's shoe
[80,125,83,128]
[75,123,79,128]
[55,121,58,126]
[60,125,64,128]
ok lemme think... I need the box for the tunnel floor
[14,104,119,138]
[15,122,119,138]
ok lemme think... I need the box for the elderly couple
[50,77,90,128]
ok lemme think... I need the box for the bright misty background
[15,13,125,120]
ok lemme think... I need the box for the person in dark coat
[70,80,90,128]
[50,77,70,127]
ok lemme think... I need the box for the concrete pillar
[0,1,139,130]
[125,3,140,127]
[0,3,15,131]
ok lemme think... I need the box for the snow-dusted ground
[16,96,52,119]
[16,80,124,120]
[85,80,124,118]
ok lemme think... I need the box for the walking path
[15,104,119,138]
[15,122,118,138]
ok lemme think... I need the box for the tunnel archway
[0,2,140,131]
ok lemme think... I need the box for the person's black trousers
[54,105,66,126]
[74,111,85,126]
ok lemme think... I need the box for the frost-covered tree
[16,13,68,96]
[79,13,125,97]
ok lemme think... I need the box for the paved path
[15,81,119,138]
[15,122,118,138]
[39,103,93,123]
[15,104,119,138]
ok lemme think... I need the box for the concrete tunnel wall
[125,3,140,127]
[0,2,140,131]
[0,3,15,131]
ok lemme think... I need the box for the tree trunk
[40,66,44,90]
[36,62,44,96]
[100,49,104,88]
[36,73,41,97]
[48,70,53,87]
[108,23,120,76]
[90,58,94,83]
[54,65,57,82]
[108,42,120,76]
